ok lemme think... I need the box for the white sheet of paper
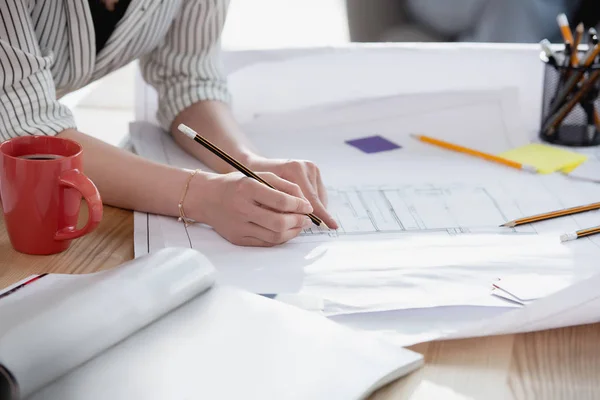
[564,159,600,183]
[223,46,543,133]
[492,274,577,303]
[137,44,544,132]
[444,269,600,342]
[242,87,529,155]
[332,270,600,347]
[490,287,527,305]
[28,286,423,400]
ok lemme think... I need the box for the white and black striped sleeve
[139,0,232,132]
[0,0,76,139]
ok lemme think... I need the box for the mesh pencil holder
[539,50,600,146]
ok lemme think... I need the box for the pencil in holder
[539,49,600,146]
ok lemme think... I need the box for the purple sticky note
[345,135,401,154]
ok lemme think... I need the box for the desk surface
[1,205,599,399]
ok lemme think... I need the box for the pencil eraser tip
[560,233,577,242]
[557,13,568,25]
[177,124,196,140]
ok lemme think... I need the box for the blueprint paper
[129,89,600,345]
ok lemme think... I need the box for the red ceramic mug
[0,136,103,255]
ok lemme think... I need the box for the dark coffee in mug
[18,154,64,160]
[0,136,103,255]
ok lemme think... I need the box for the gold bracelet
[178,169,200,227]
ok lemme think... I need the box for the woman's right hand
[187,171,315,247]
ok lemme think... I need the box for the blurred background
[66,0,600,146]
[223,0,598,48]
[345,0,595,44]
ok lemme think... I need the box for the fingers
[314,168,329,208]
[247,173,313,214]
[260,171,308,202]
[309,166,338,229]
[245,223,305,245]
[224,219,307,247]
[228,236,273,247]
[290,168,339,230]
[246,203,312,233]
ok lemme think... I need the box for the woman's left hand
[248,157,339,230]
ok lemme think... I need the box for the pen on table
[410,134,537,172]
[0,274,48,300]
[177,123,329,229]
[560,225,600,242]
[501,201,600,227]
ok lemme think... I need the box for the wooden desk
[2,205,600,399]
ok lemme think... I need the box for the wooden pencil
[177,124,328,229]
[557,14,574,47]
[561,225,600,242]
[501,201,600,227]
[570,22,585,66]
[410,134,537,172]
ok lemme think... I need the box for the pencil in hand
[177,123,329,229]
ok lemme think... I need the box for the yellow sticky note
[560,163,581,174]
[498,143,588,174]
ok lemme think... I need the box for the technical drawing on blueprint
[301,184,516,238]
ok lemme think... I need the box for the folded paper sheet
[491,274,576,305]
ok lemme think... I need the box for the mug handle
[54,169,103,241]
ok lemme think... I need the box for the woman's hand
[188,171,315,247]
[246,157,339,230]
[171,101,338,230]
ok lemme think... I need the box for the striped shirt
[0,0,231,140]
